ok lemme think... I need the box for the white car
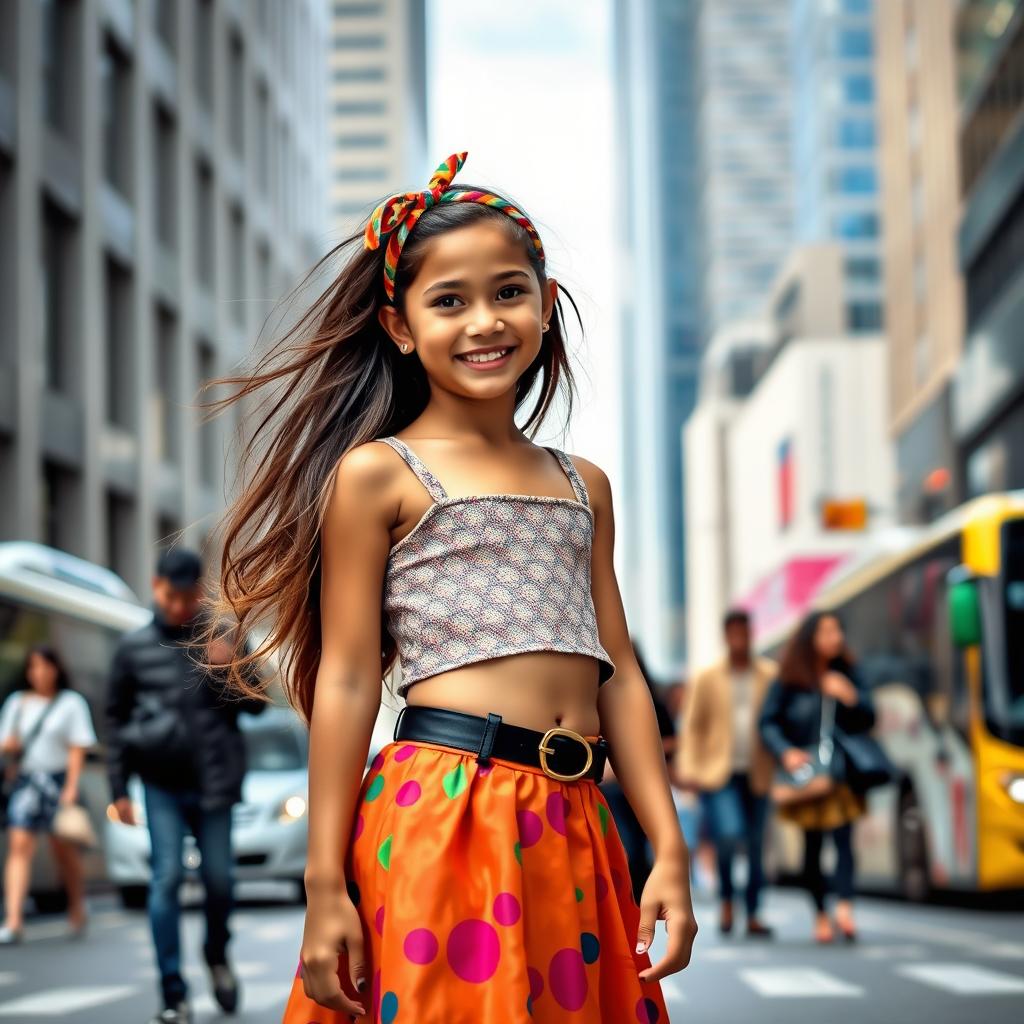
[104,707,311,907]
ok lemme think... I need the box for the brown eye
[497,285,524,301]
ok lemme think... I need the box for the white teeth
[462,348,509,364]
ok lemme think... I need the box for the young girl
[212,152,696,1022]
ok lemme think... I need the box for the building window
[965,182,1024,328]
[332,66,386,82]
[333,165,388,182]
[153,104,176,249]
[845,256,881,282]
[105,491,136,583]
[333,34,386,49]
[41,461,78,552]
[153,305,178,464]
[104,257,134,429]
[40,199,77,394]
[837,118,876,148]
[837,28,873,59]
[194,0,214,108]
[100,36,132,197]
[229,205,246,326]
[194,159,215,288]
[153,0,176,53]
[830,165,877,194]
[842,74,874,104]
[255,81,270,195]
[334,132,387,148]
[332,99,387,116]
[846,301,884,331]
[832,210,879,238]
[228,31,245,156]
[333,1,384,13]
[196,341,217,487]
[40,0,76,139]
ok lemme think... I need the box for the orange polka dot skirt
[282,738,670,1023]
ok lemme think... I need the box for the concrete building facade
[0,0,328,596]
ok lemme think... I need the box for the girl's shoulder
[554,451,612,508]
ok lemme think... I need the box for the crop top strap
[545,447,590,508]
[377,436,449,503]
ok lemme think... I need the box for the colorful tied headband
[363,151,546,302]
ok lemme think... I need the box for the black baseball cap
[155,547,203,589]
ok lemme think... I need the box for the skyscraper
[329,0,427,233]
[0,0,328,595]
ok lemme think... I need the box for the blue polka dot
[580,931,600,964]
[381,989,399,1024]
[346,879,360,907]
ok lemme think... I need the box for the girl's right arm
[300,444,397,1015]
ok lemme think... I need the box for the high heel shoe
[0,925,23,945]
[813,915,834,944]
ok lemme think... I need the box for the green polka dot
[574,887,584,903]
[377,833,392,870]
[597,802,609,836]
[513,841,522,865]
[442,763,468,799]
[365,774,385,802]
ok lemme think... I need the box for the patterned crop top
[376,437,616,698]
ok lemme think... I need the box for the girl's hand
[781,747,811,774]
[1,737,21,756]
[822,671,858,706]
[299,882,367,1016]
[636,854,698,983]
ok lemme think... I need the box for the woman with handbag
[759,612,875,943]
[0,645,97,944]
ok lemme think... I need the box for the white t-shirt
[0,690,97,774]
[730,668,755,772]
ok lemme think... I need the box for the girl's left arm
[62,747,87,804]
[578,457,697,980]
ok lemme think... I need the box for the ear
[378,305,415,353]
[542,278,558,327]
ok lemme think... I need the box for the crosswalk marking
[190,982,287,1014]
[0,986,138,1016]
[897,964,1024,995]
[739,968,863,998]
[858,943,929,960]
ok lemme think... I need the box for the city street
[2,886,1022,1022]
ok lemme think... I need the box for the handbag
[52,802,99,849]
[834,729,896,793]
[770,696,840,806]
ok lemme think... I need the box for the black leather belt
[394,705,609,783]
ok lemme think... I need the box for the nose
[465,308,505,338]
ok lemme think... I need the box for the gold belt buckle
[538,727,594,782]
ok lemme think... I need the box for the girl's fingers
[638,911,697,982]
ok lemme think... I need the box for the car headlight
[1005,775,1024,804]
[277,795,307,823]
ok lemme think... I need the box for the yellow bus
[759,492,1024,899]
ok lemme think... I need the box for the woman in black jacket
[759,611,875,943]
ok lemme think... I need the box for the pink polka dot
[374,905,385,935]
[636,996,661,1022]
[595,873,609,901]
[371,752,385,772]
[611,867,625,894]
[546,792,571,835]
[394,744,417,761]
[477,763,493,776]
[527,965,544,1001]
[516,809,543,848]
[353,814,364,840]
[549,947,588,1011]
[446,919,501,983]
[492,892,521,926]
[396,780,421,806]
[404,927,439,965]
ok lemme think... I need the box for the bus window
[1000,518,1024,745]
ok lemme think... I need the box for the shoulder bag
[769,695,840,806]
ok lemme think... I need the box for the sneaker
[147,1003,191,1024]
[0,926,22,945]
[208,963,239,1014]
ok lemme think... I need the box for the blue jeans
[144,784,234,1007]
[700,772,768,916]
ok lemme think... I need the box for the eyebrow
[422,269,532,296]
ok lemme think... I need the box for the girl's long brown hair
[777,611,856,690]
[203,193,581,722]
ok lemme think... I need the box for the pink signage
[739,554,849,641]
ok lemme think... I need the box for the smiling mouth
[455,346,514,364]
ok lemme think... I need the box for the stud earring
[542,322,550,333]
[401,343,409,353]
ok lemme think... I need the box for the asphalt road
[2,884,1023,1022]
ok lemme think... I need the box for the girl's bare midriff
[404,651,603,737]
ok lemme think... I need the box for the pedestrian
[677,609,777,938]
[205,151,696,1022]
[105,547,266,1024]
[758,611,875,943]
[0,645,97,944]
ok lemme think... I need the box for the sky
[426,0,622,480]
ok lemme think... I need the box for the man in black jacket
[107,549,265,1024]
